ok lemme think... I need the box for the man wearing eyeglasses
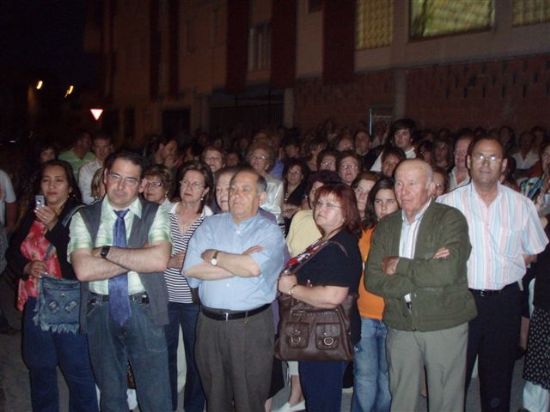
[439,137,548,412]
[183,167,285,412]
[69,150,172,411]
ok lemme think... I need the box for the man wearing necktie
[69,151,172,412]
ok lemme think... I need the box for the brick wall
[294,71,394,131]
[294,54,550,133]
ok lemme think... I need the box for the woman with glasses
[278,183,362,412]
[142,164,174,211]
[247,142,284,226]
[164,161,213,412]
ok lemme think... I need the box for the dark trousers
[22,298,98,412]
[195,308,274,412]
[86,296,171,412]
[466,283,522,411]
[165,302,205,412]
[299,359,347,412]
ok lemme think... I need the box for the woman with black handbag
[8,159,98,412]
[277,182,362,412]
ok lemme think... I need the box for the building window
[410,0,494,39]
[513,0,550,26]
[356,0,393,49]
[248,22,271,71]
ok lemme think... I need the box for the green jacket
[365,201,476,332]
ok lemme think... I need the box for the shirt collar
[103,196,142,218]
[401,199,431,224]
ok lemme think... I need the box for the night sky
[0,0,93,85]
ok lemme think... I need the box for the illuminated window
[356,0,393,49]
[248,22,271,71]
[513,0,550,26]
[410,0,494,39]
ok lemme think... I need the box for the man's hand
[167,251,185,269]
[382,256,399,275]
[201,249,217,262]
[432,247,450,259]
[243,245,263,255]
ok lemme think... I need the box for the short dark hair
[317,148,339,170]
[104,150,145,177]
[389,118,416,144]
[337,150,361,170]
[304,170,342,199]
[93,132,112,144]
[381,146,406,163]
[469,136,504,157]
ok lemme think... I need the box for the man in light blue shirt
[183,167,285,412]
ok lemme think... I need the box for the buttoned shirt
[183,212,285,310]
[68,197,170,294]
[399,200,431,259]
[438,183,548,290]
[399,200,431,302]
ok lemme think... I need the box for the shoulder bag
[274,238,356,361]
[33,205,84,334]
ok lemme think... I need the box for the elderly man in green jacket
[365,159,476,412]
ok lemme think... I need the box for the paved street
[0,274,524,411]
[0,329,526,411]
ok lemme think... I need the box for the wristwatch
[100,245,111,259]
[210,250,219,266]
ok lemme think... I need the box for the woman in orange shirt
[352,177,399,412]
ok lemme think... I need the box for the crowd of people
[0,117,549,412]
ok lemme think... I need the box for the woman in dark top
[282,159,308,232]
[7,160,98,412]
[522,217,550,411]
[278,182,362,412]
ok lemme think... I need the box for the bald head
[394,159,435,222]
[396,159,433,182]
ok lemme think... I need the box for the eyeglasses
[471,153,501,164]
[107,173,139,187]
[314,201,342,209]
[250,155,267,161]
[146,181,163,188]
[181,180,204,190]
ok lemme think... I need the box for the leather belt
[201,303,270,321]
[89,292,150,304]
[469,282,518,297]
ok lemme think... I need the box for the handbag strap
[281,236,347,277]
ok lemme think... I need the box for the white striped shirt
[438,183,548,290]
[164,204,212,303]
